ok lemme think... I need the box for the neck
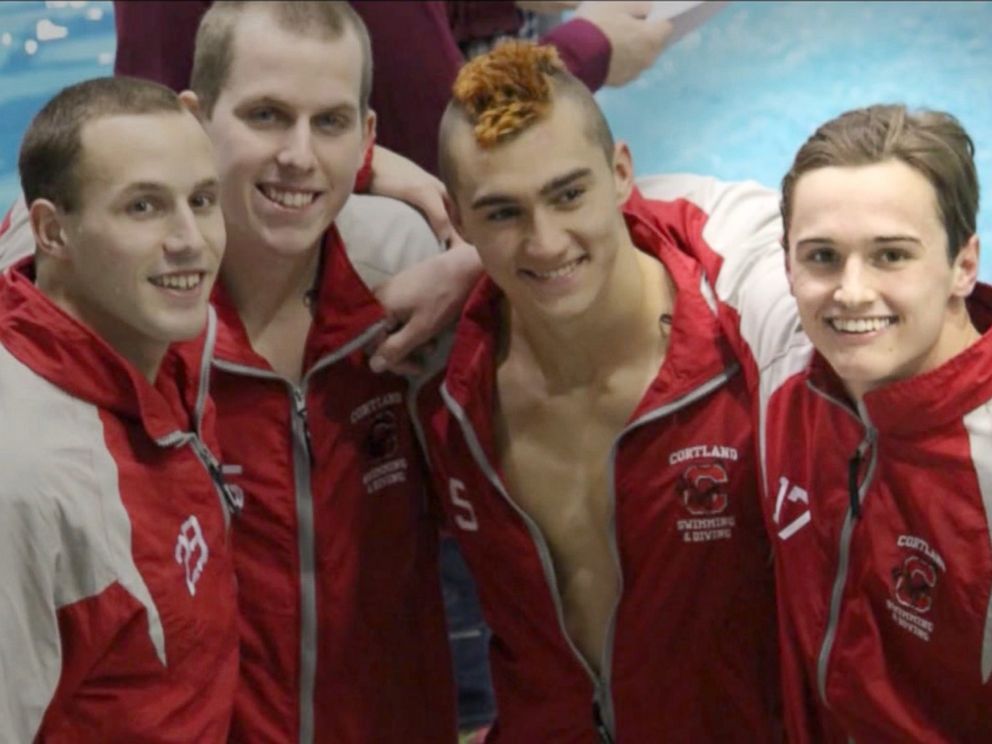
[845,298,982,405]
[220,229,322,339]
[36,270,166,383]
[504,239,672,389]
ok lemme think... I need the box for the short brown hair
[190,1,373,118]
[781,104,979,259]
[438,40,614,189]
[18,76,183,211]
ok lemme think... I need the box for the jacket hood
[0,258,213,443]
[803,282,992,435]
[443,188,739,422]
[211,226,387,373]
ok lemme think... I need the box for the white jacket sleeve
[0,194,34,271]
[635,173,806,371]
[335,193,443,289]
[0,484,63,742]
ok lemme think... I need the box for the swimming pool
[2,1,991,273]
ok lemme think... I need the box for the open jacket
[415,190,781,743]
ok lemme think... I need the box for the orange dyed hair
[452,40,567,147]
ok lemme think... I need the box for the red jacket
[639,173,992,741]
[0,261,239,742]
[209,228,455,743]
[415,192,781,742]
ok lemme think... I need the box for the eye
[126,197,156,216]
[555,186,585,206]
[246,106,281,126]
[801,247,837,266]
[190,191,217,211]
[314,112,350,132]
[485,206,520,223]
[876,247,910,265]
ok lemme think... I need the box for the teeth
[260,185,317,209]
[829,317,894,333]
[529,258,583,280]
[151,273,202,291]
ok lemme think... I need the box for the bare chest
[495,380,649,671]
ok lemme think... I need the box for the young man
[639,105,992,739]
[417,42,780,742]
[0,77,238,741]
[180,3,456,741]
[686,105,991,741]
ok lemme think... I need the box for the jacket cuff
[541,17,611,92]
[354,135,376,193]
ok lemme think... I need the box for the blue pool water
[2,1,991,272]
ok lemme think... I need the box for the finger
[421,193,454,244]
[368,320,431,373]
[648,17,674,46]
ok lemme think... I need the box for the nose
[525,208,570,262]
[275,120,316,173]
[163,202,208,256]
[833,255,877,307]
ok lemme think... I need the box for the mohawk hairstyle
[452,40,567,147]
[438,39,615,191]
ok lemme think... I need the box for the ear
[178,90,203,120]
[444,189,463,236]
[611,140,634,205]
[28,199,71,261]
[783,238,796,297]
[362,108,377,152]
[951,234,980,298]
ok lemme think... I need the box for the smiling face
[787,159,979,400]
[197,9,373,258]
[448,97,633,322]
[46,111,224,376]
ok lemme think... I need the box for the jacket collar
[0,258,212,443]
[804,282,992,435]
[442,188,738,425]
[212,225,387,373]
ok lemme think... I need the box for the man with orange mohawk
[415,41,782,741]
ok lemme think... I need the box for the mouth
[149,271,206,292]
[520,256,588,282]
[826,316,898,334]
[256,184,321,211]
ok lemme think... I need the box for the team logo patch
[365,410,399,460]
[351,392,409,494]
[679,463,729,515]
[885,534,945,642]
[175,515,209,597]
[672,456,736,543]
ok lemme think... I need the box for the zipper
[188,434,244,518]
[593,699,616,744]
[441,364,737,740]
[440,382,604,717]
[214,318,388,744]
[814,395,878,706]
[287,381,318,744]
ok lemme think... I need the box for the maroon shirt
[112,0,610,174]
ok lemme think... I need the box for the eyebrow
[119,178,219,194]
[237,95,357,116]
[795,234,923,249]
[873,235,923,245]
[470,167,592,211]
